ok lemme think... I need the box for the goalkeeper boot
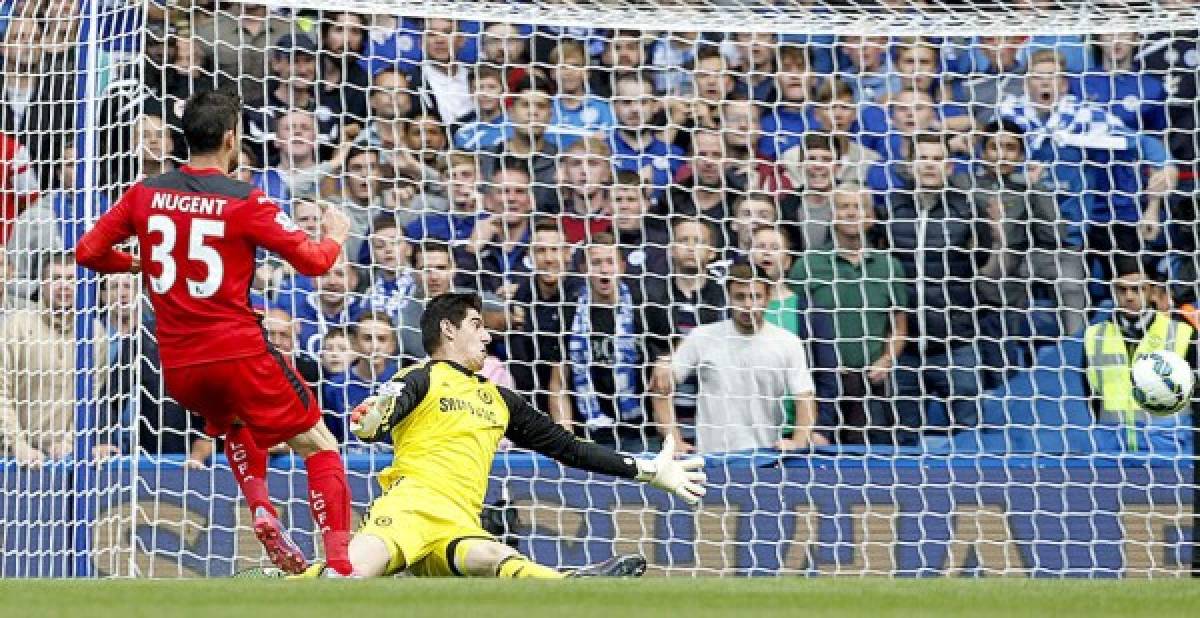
[568,553,647,578]
[253,506,309,575]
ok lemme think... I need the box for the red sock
[224,425,275,518]
[304,449,352,575]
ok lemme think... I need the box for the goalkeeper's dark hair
[421,292,484,355]
[181,90,243,155]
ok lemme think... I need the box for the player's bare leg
[224,423,308,574]
[346,533,394,577]
[287,423,354,576]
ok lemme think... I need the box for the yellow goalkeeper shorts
[357,481,494,577]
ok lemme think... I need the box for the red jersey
[0,133,41,245]
[76,166,341,368]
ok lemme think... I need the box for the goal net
[1,0,1197,577]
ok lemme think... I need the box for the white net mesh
[1,0,1197,577]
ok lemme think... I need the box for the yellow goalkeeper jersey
[361,360,639,520]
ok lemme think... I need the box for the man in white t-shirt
[652,262,825,454]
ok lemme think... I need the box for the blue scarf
[567,282,642,427]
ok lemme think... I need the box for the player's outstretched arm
[75,189,137,274]
[244,193,350,277]
[501,389,707,506]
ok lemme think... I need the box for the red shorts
[162,350,322,448]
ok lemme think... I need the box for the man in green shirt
[789,188,908,444]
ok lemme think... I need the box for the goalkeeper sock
[304,449,353,576]
[496,556,565,579]
[224,425,274,518]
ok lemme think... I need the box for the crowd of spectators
[2,1,1200,465]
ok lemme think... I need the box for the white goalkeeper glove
[350,396,384,441]
[635,435,707,506]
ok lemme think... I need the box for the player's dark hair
[421,292,483,355]
[181,90,242,155]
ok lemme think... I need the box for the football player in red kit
[76,91,355,576]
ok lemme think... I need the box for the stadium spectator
[971,120,1088,338]
[796,79,888,192]
[778,133,842,251]
[0,249,26,309]
[656,262,821,453]
[1079,33,1167,135]
[0,130,40,251]
[454,165,535,296]
[720,99,770,180]
[0,252,112,466]
[404,150,483,243]
[0,15,76,189]
[658,217,727,436]
[548,39,615,150]
[555,136,613,243]
[279,254,367,356]
[244,32,340,159]
[593,29,649,99]
[453,65,508,151]
[364,68,414,124]
[1139,13,1200,295]
[943,35,1027,127]
[792,188,909,445]
[96,271,139,452]
[191,2,290,96]
[547,235,674,453]
[832,34,897,103]
[318,326,354,381]
[252,107,332,204]
[664,217,727,333]
[724,192,779,264]
[417,18,472,123]
[384,110,449,218]
[362,216,416,324]
[885,134,990,443]
[263,307,322,388]
[1083,258,1198,453]
[648,30,703,96]
[318,11,371,124]
[398,241,509,362]
[356,15,423,78]
[4,137,57,286]
[479,22,532,86]
[322,311,399,444]
[330,145,386,261]
[999,50,1177,268]
[398,242,455,361]
[507,222,582,405]
[480,77,559,211]
[137,113,175,178]
[661,47,726,151]
[760,44,818,159]
[607,74,684,195]
[609,171,669,280]
[724,31,778,101]
[667,130,744,225]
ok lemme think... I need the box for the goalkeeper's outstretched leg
[276,532,646,579]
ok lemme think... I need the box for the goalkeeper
[298,292,706,578]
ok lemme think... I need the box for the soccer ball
[1130,350,1194,416]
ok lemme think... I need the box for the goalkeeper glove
[350,396,384,441]
[635,435,707,506]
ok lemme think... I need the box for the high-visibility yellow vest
[1083,313,1193,451]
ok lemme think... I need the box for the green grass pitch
[3,578,1198,618]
